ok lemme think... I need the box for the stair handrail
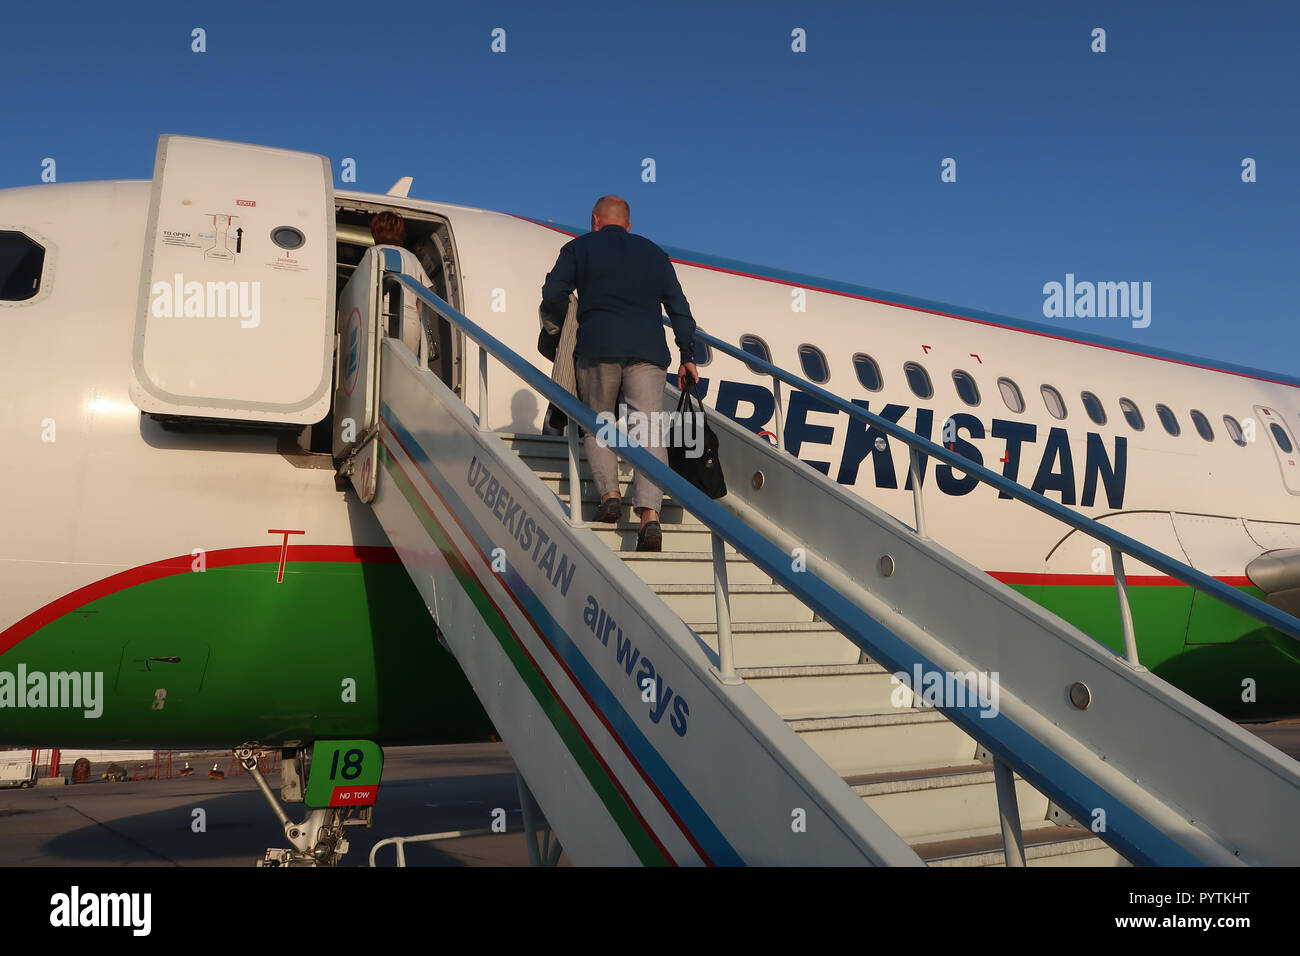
[679,321,1300,648]
[393,273,1285,865]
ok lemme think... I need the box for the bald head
[591,195,630,232]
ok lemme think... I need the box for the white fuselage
[2,178,1299,641]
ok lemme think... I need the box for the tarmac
[2,722,1298,867]
[0,743,548,867]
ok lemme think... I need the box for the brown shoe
[594,496,623,523]
[636,521,662,552]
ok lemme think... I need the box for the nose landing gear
[236,742,378,867]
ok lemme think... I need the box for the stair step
[688,621,860,667]
[648,583,814,625]
[846,763,1049,843]
[586,523,732,554]
[790,710,977,776]
[531,472,704,526]
[737,663,902,718]
[618,551,773,585]
[915,826,1124,867]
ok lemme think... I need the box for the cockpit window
[0,231,45,301]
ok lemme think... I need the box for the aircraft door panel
[1254,406,1300,495]
[333,249,382,460]
[129,135,336,425]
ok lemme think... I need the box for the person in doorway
[370,211,436,361]
[538,195,699,552]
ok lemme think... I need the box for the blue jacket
[540,224,696,368]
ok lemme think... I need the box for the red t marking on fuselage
[268,529,306,583]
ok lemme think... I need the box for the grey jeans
[575,356,667,515]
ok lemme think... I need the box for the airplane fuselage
[2,162,1298,751]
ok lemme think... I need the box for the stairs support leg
[516,771,561,866]
[567,421,584,527]
[711,532,742,685]
[992,755,1027,867]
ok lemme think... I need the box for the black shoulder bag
[668,384,727,499]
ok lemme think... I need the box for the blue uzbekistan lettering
[466,456,576,596]
[714,381,774,434]
[1032,427,1075,504]
[583,594,690,737]
[935,413,984,496]
[783,391,837,475]
[903,408,934,491]
[711,382,1128,507]
[992,419,1037,498]
[838,400,908,487]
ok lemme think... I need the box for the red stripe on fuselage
[989,571,1254,588]
[0,545,400,656]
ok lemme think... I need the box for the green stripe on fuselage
[1008,581,1300,720]
[0,559,493,747]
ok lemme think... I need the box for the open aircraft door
[333,247,385,502]
[129,135,336,424]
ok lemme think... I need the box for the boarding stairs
[343,266,1300,866]
[507,433,1117,865]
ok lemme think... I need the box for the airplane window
[1119,398,1145,431]
[997,377,1025,414]
[694,329,712,366]
[952,370,980,406]
[1081,391,1107,425]
[853,353,883,391]
[799,344,830,384]
[904,362,933,399]
[1224,415,1247,447]
[1041,385,1067,420]
[739,334,770,374]
[0,231,45,301]
[1155,404,1180,436]
[1270,423,1294,454]
[1190,409,1214,441]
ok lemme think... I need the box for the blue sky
[2,0,1295,371]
